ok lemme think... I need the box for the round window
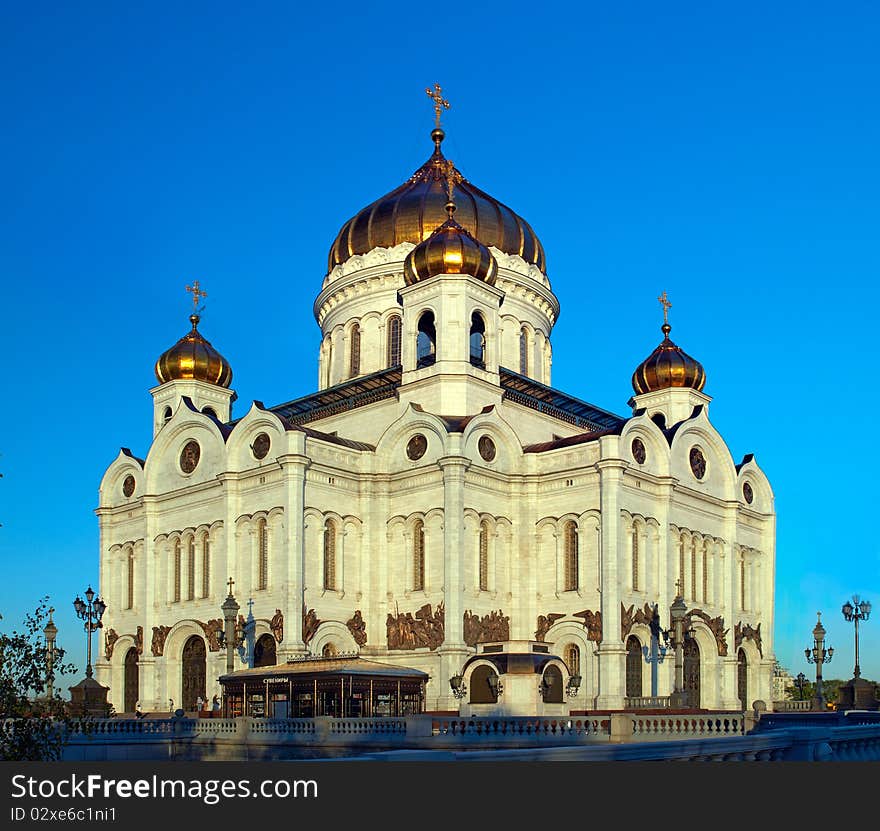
[180,440,201,474]
[743,481,754,504]
[122,474,136,498]
[406,434,427,461]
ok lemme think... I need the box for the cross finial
[425,83,450,130]
[658,291,672,325]
[227,576,235,596]
[817,611,822,622]
[186,280,208,313]
[247,598,255,616]
[674,578,682,595]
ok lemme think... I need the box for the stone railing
[432,716,606,740]
[624,696,671,709]
[771,699,813,712]
[621,712,744,740]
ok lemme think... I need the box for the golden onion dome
[631,323,706,395]
[154,314,233,388]
[403,202,498,285]
[327,129,546,274]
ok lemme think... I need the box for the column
[595,451,627,710]
[278,448,310,659]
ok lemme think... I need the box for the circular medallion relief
[631,437,647,464]
[478,435,496,462]
[251,432,270,460]
[179,440,201,474]
[743,481,754,504]
[406,434,427,461]
[689,446,707,480]
[122,474,136,498]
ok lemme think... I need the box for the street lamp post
[805,611,833,711]
[73,586,106,679]
[839,595,876,710]
[642,603,669,698]
[794,672,807,701]
[669,586,690,709]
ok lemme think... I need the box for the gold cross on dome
[227,576,235,595]
[426,83,450,129]
[186,280,208,311]
[658,291,672,324]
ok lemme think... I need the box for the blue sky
[1,1,877,688]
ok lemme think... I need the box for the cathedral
[95,88,776,717]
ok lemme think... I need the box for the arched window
[702,541,709,603]
[163,406,173,424]
[740,557,746,611]
[625,635,642,698]
[632,524,640,592]
[387,315,402,366]
[691,538,698,601]
[563,521,578,592]
[254,634,277,668]
[126,549,134,610]
[519,327,529,375]
[679,534,687,597]
[349,322,361,378]
[469,312,486,368]
[173,540,181,603]
[413,520,425,591]
[416,312,436,368]
[323,520,337,591]
[258,519,268,591]
[564,643,581,677]
[201,536,210,599]
[186,537,195,601]
[737,648,748,711]
[478,521,489,592]
[202,406,217,418]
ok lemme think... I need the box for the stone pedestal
[838,677,879,711]
[68,677,111,716]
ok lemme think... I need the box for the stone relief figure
[463,609,510,647]
[104,628,119,660]
[199,618,223,652]
[687,609,729,656]
[535,613,564,642]
[621,602,654,641]
[734,621,763,657]
[271,609,284,643]
[387,603,444,650]
[136,625,144,655]
[574,609,603,643]
[151,625,171,657]
[346,610,367,647]
[302,606,321,645]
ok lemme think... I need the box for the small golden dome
[328,131,545,273]
[154,314,233,388]
[631,323,706,395]
[403,202,497,285]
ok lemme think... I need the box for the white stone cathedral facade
[95,120,775,715]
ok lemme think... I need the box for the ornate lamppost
[217,578,241,676]
[839,595,876,710]
[668,587,691,709]
[642,603,669,698]
[73,586,106,679]
[805,611,833,711]
[43,607,57,700]
[793,672,807,701]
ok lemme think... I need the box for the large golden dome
[632,323,706,395]
[327,129,546,274]
[403,202,497,285]
[154,314,233,388]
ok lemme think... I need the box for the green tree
[0,597,77,760]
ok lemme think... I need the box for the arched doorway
[684,638,701,708]
[123,647,139,713]
[542,665,563,703]
[181,636,206,711]
[469,665,498,704]
[737,648,748,711]
[625,635,643,698]
[254,634,277,667]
